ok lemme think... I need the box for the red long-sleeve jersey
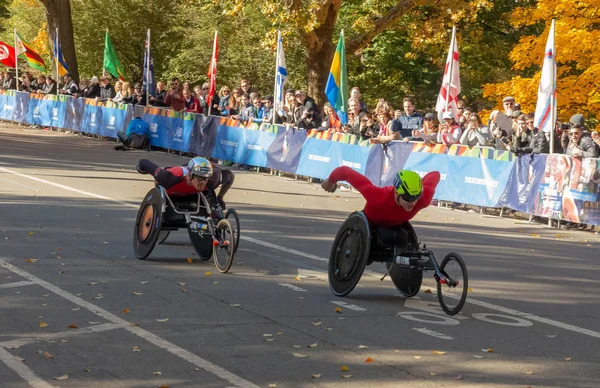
[329,167,441,226]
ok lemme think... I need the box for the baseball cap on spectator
[442,111,454,120]
[424,112,436,120]
[569,114,585,128]
[390,119,403,133]
[263,95,274,103]
[90,76,99,83]
[502,96,515,103]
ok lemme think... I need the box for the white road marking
[412,327,453,340]
[278,283,307,292]
[0,259,259,388]
[0,280,35,290]
[330,301,367,311]
[471,313,533,327]
[404,299,468,320]
[297,268,327,280]
[0,323,124,349]
[3,167,600,340]
[0,346,54,388]
[397,311,460,326]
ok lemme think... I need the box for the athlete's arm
[417,171,441,208]
[327,166,384,203]
[155,166,185,189]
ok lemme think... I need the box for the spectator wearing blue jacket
[116,117,150,150]
[397,97,423,139]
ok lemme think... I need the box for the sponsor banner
[295,137,371,180]
[498,154,548,212]
[190,115,219,157]
[65,97,83,131]
[167,113,195,152]
[98,101,130,138]
[403,151,513,207]
[80,99,101,135]
[212,124,276,167]
[0,90,15,120]
[13,91,30,123]
[266,125,307,173]
[364,142,414,186]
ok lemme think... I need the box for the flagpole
[445,26,456,112]
[13,28,19,91]
[272,30,280,125]
[103,28,108,78]
[549,19,556,155]
[145,29,150,107]
[208,30,217,117]
[55,27,60,95]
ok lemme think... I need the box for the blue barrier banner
[13,91,30,123]
[266,126,307,173]
[212,125,276,167]
[80,100,102,135]
[364,142,414,186]
[191,115,219,157]
[65,97,83,131]
[144,111,170,148]
[403,152,514,207]
[166,114,195,152]
[99,102,129,138]
[27,95,67,128]
[0,91,16,120]
[499,154,547,212]
[295,138,371,180]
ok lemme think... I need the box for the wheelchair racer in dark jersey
[136,157,234,211]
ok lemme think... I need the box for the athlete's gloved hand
[217,196,227,210]
[321,179,337,193]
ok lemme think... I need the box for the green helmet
[393,170,423,202]
[187,157,213,179]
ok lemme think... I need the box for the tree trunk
[40,0,79,82]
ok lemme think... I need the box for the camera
[559,123,570,130]
[306,113,313,119]
[501,137,510,145]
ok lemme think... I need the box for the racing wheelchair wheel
[133,187,165,260]
[437,253,468,316]
[328,212,370,297]
[386,222,422,297]
[225,208,240,254]
[214,219,235,273]
[157,230,170,245]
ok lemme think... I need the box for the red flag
[0,41,16,68]
[206,31,218,107]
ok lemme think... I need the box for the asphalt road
[1,123,599,388]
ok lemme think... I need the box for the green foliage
[0,0,10,30]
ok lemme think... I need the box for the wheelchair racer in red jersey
[136,157,234,210]
[321,166,441,250]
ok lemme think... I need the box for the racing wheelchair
[328,212,468,315]
[133,186,240,273]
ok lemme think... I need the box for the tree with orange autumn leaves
[483,0,600,124]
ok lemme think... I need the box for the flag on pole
[103,31,125,81]
[534,20,556,134]
[435,26,461,122]
[143,30,156,98]
[53,32,69,77]
[14,32,46,72]
[324,30,348,124]
[207,30,218,108]
[274,31,288,116]
[0,41,16,68]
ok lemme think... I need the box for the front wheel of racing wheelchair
[328,211,468,316]
[133,186,236,273]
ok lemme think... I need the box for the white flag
[534,20,556,134]
[274,31,287,115]
[435,26,461,122]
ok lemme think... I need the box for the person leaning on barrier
[21,72,38,93]
[412,112,439,144]
[437,111,461,145]
[150,81,167,107]
[99,76,116,101]
[359,113,379,140]
[319,102,342,132]
[510,113,549,155]
[343,97,367,136]
[262,96,275,124]
[459,112,490,147]
[565,123,600,160]
[397,97,423,139]
[38,76,57,95]
[370,117,402,144]
[59,73,78,96]
[199,82,220,115]
[85,76,101,99]
[165,77,185,111]
[112,81,124,103]
[295,90,322,128]
[183,88,202,114]
[506,114,532,152]
[123,83,146,106]
[1,71,17,90]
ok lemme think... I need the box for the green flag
[103,31,125,80]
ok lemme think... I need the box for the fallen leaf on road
[263,333,273,337]
[276,332,284,335]
[159,385,169,388]
[414,356,421,359]
[531,233,540,238]
[133,346,141,352]
[42,294,50,297]
[546,334,557,338]
[365,357,374,363]
[424,289,432,294]
[39,322,49,328]
[44,351,53,359]
[68,324,78,329]
[27,258,37,263]
[324,328,333,331]
[293,353,308,358]
[181,288,187,293]
[340,366,349,371]
[74,293,82,297]
[295,276,301,281]
[140,281,149,284]
[230,304,241,307]
[28,232,34,236]
[187,257,193,264]
[205,271,211,276]
[93,296,103,300]
[358,345,368,349]
[454,375,462,380]
[264,338,275,342]
[312,373,321,378]
[268,385,276,387]
[292,345,301,348]
[311,321,322,326]
[89,322,100,324]
[40,303,48,307]
[153,371,162,376]
[341,374,352,378]
[53,374,68,380]
[335,307,342,313]
[523,371,534,375]
[14,356,25,362]
[213,281,219,284]
[481,348,493,352]
[178,282,187,286]
[430,372,437,376]
[467,288,473,292]
[156,318,169,322]
[123,308,130,314]
[432,350,447,355]
[84,369,90,372]
[132,291,144,296]
[307,343,317,348]
[564,357,572,361]
[88,281,99,285]
[473,355,483,358]
[71,308,80,311]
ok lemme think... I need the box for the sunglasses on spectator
[570,131,581,136]
[526,121,534,125]
[202,87,209,90]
